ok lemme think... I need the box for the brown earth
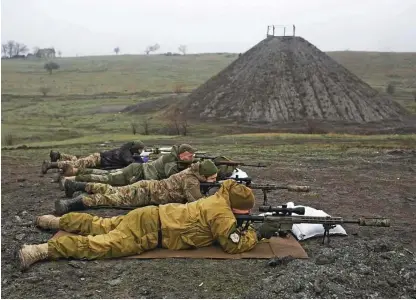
[1,147,416,298]
[185,36,408,124]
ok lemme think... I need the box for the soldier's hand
[257,220,280,239]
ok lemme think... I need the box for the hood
[215,179,255,210]
[189,162,207,182]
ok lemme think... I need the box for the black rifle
[199,181,310,205]
[236,204,391,244]
[194,155,268,168]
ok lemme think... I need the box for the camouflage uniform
[47,180,258,260]
[43,141,145,175]
[75,144,194,186]
[81,162,208,208]
[57,153,102,169]
[59,154,78,161]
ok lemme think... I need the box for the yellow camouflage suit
[47,180,258,259]
[80,162,207,208]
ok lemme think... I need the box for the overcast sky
[2,0,416,57]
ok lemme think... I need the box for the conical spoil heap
[185,36,407,124]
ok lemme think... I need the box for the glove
[257,220,280,240]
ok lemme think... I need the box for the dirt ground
[1,148,416,298]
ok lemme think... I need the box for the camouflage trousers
[60,153,78,161]
[81,181,153,208]
[75,163,144,186]
[48,207,160,259]
[57,153,101,169]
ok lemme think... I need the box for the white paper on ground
[260,201,347,241]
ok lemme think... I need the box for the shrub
[386,83,396,95]
[3,133,14,145]
[44,61,60,74]
[39,86,51,96]
[173,84,185,94]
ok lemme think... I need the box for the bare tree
[58,50,62,57]
[7,40,15,58]
[145,43,160,55]
[178,44,187,55]
[181,118,189,136]
[2,41,28,57]
[114,47,120,55]
[167,108,190,136]
[14,42,28,56]
[142,118,151,135]
[1,44,7,57]
[131,122,138,135]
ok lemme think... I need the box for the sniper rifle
[236,204,391,244]
[200,180,310,205]
[194,155,268,168]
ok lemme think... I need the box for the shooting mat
[52,231,308,259]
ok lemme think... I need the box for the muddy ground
[1,147,416,298]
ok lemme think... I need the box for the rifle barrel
[264,215,391,227]
[214,161,267,167]
[248,184,310,192]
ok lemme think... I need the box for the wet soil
[1,148,416,298]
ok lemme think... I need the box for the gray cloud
[2,0,415,57]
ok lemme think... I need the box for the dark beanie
[132,141,145,150]
[179,144,197,154]
[130,141,144,153]
[199,160,218,177]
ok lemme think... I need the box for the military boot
[35,215,60,230]
[49,150,61,162]
[18,243,49,271]
[59,176,75,191]
[41,161,59,174]
[64,180,87,198]
[55,194,86,216]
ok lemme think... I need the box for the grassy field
[1,50,416,148]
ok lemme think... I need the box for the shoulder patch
[229,232,240,243]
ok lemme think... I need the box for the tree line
[2,40,188,58]
[1,40,61,59]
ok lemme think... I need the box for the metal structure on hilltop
[267,24,296,37]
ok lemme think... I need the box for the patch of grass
[1,54,237,96]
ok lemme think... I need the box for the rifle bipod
[322,224,336,244]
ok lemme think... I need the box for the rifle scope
[258,205,305,215]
